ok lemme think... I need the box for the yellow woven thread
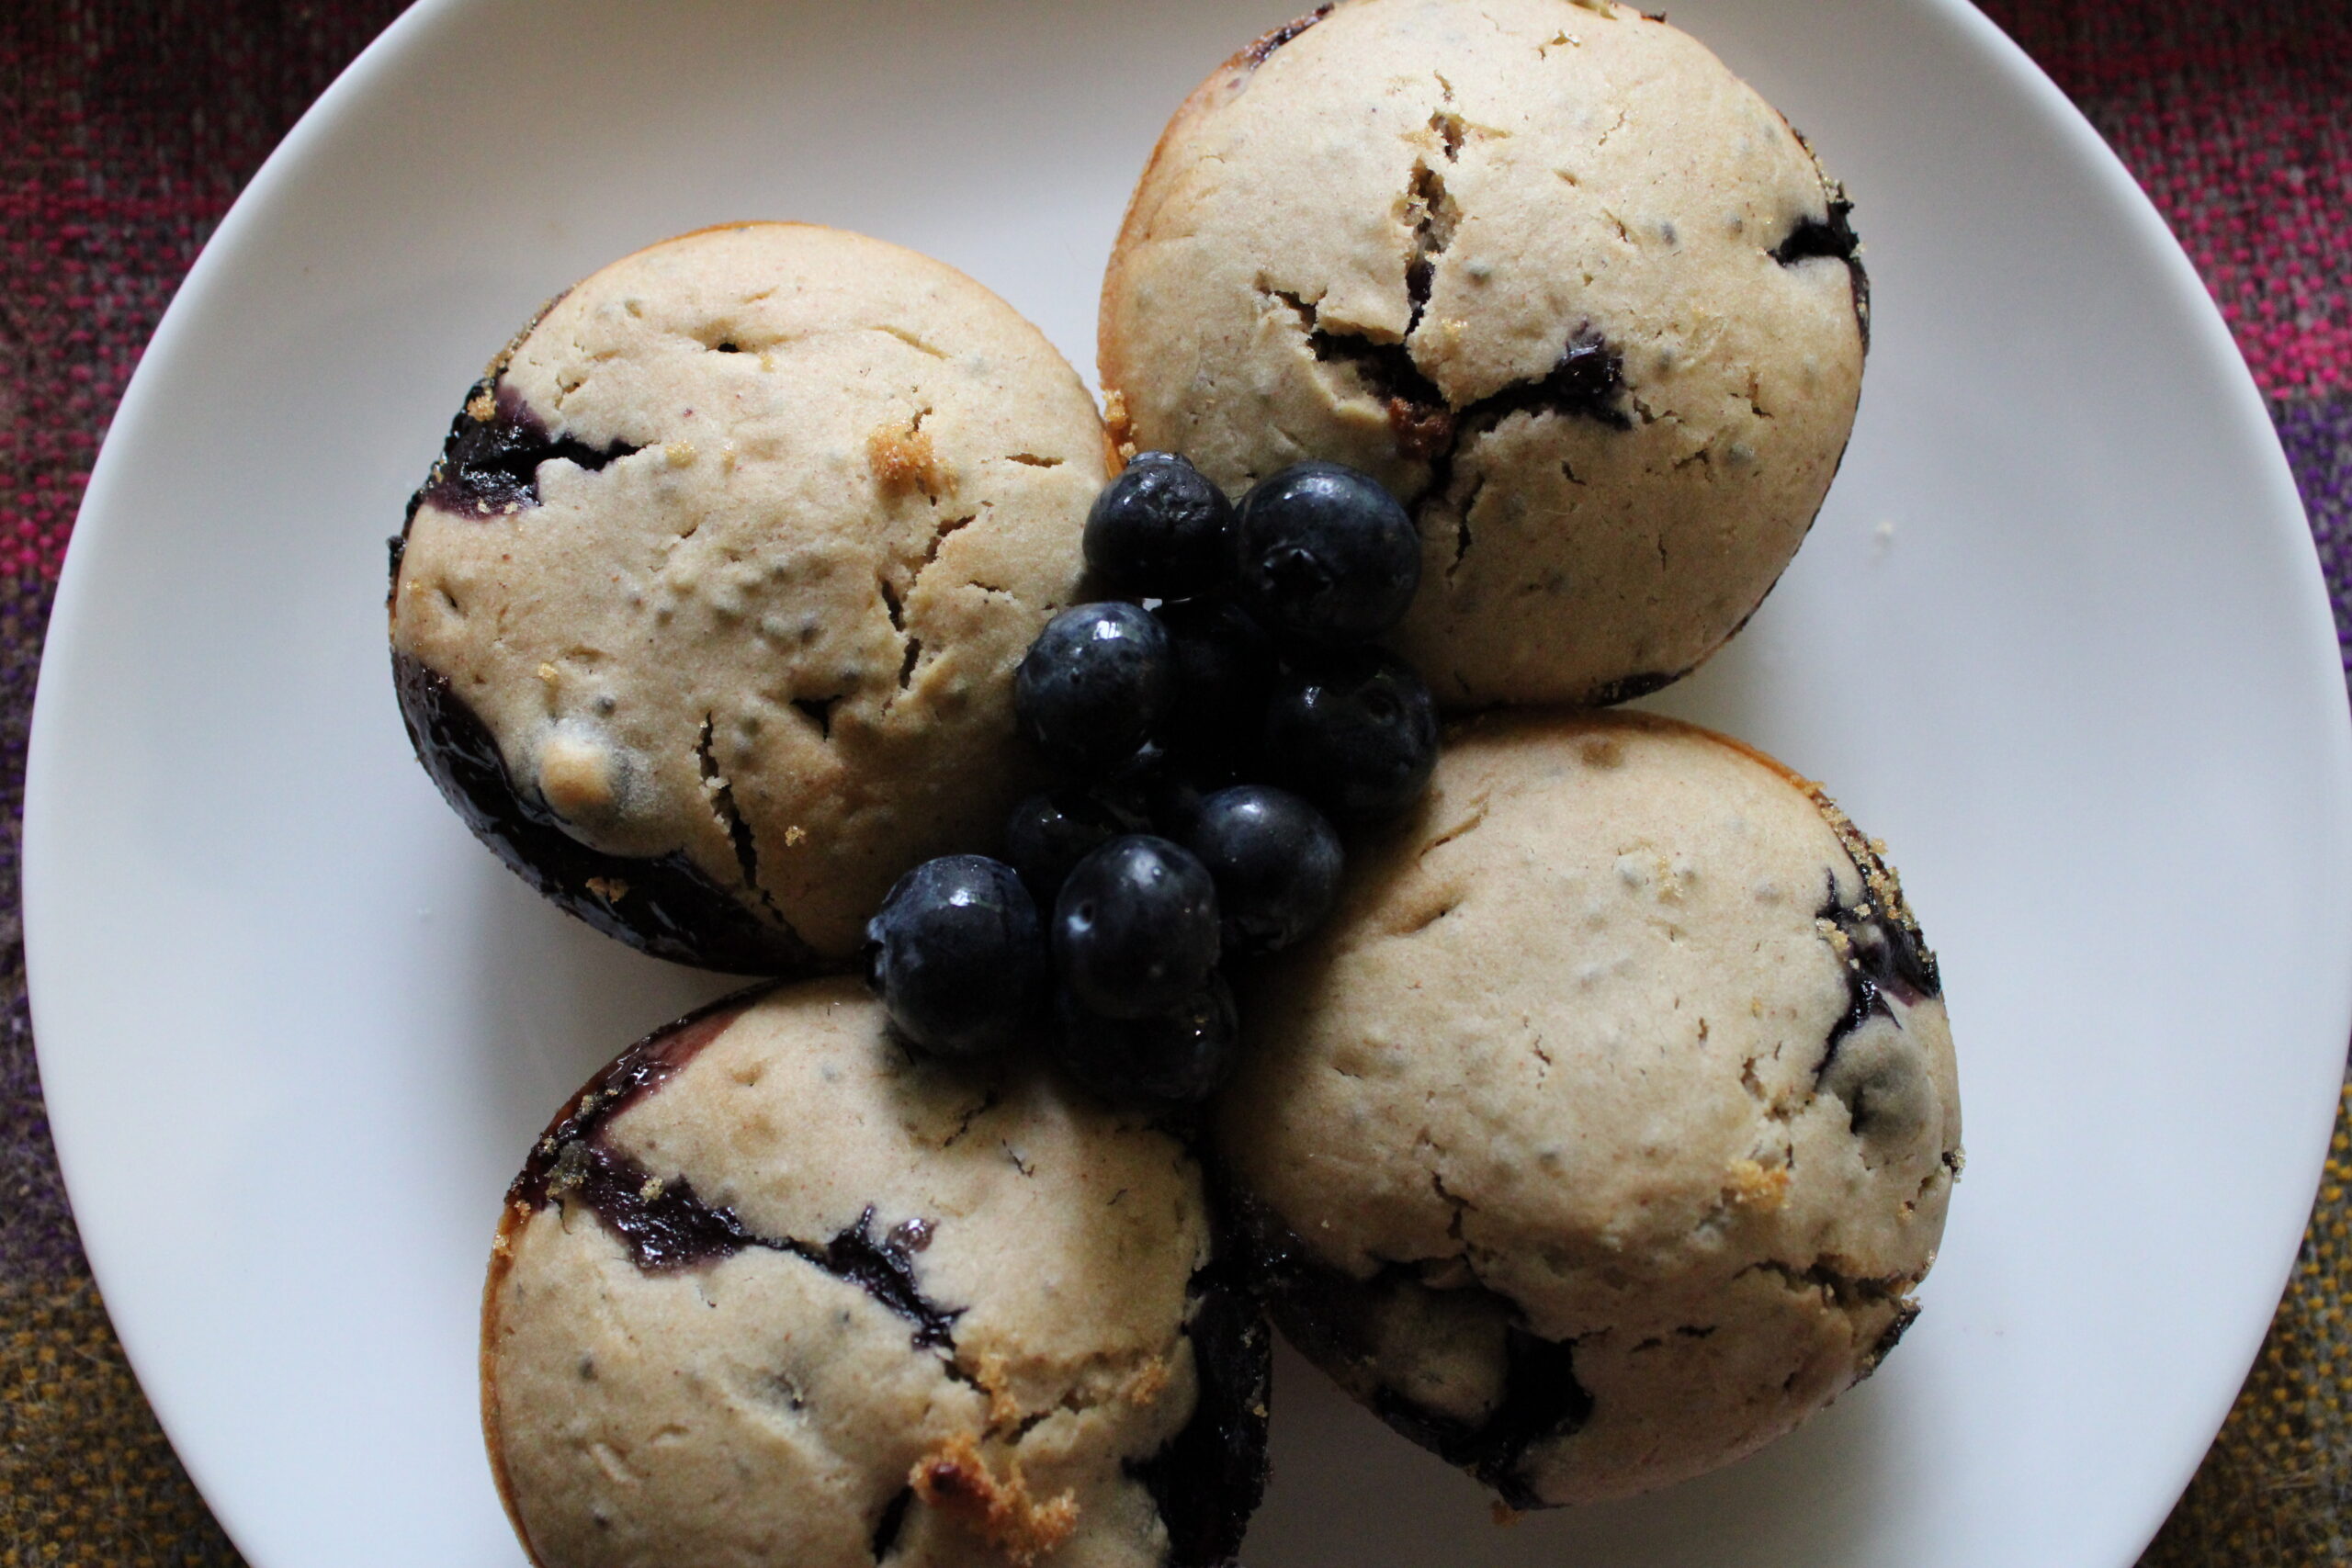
[2143,1075,2352,1565]
[0,1273,239,1566]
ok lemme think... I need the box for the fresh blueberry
[1084,452,1237,598]
[1154,596,1277,773]
[1262,646,1439,824]
[1186,785,1343,956]
[1083,739,1225,840]
[1003,788,1150,907]
[1053,976,1241,1108]
[1052,835,1220,1019]
[1141,765,1210,840]
[1015,602,1175,776]
[1070,741,1207,833]
[1232,461,1420,645]
[864,856,1046,1057]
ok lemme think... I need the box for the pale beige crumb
[391,224,1107,962]
[1099,0,1867,708]
[1218,710,1958,1506]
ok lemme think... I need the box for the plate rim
[1901,4,2351,1553]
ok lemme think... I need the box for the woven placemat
[0,1,2344,1562]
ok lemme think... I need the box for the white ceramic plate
[25,0,2351,1563]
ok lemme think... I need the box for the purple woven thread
[2275,394,2352,681]
[0,5,412,1294]
[0,574,65,1276]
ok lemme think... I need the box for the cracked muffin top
[1213,709,1958,1506]
[483,977,1269,1568]
[1099,0,1867,708]
[390,223,1108,972]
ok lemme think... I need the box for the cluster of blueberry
[864,454,1439,1106]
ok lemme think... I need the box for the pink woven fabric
[1982,0,2352,686]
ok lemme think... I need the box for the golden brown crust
[1101,390,1135,466]
[480,1197,545,1568]
[909,1430,1081,1565]
[865,414,949,498]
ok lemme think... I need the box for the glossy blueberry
[1084,451,1238,598]
[1052,835,1220,1019]
[1053,976,1241,1108]
[864,856,1046,1057]
[1140,764,1211,840]
[1153,596,1277,773]
[1003,788,1151,907]
[1232,461,1420,645]
[1015,602,1175,776]
[1088,740,1228,840]
[1186,785,1344,956]
[1262,646,1439,825]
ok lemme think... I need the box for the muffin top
[393,223,1108,967]
[1100,0,1866,706]
[1215,709,1957,1504]
[486,978,1266,1568]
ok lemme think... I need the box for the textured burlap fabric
[0,1,2344,1562]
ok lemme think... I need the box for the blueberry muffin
[483,979,1269,1568]
[391,224,1111,973]
[1100,0,1868,708]
[1214,711,1958,1506]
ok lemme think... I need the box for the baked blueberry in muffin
[1214,710,1958,1506]
[482,978,1270,1567]
[1101,0,1870,708]
[391,223,1110,973]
